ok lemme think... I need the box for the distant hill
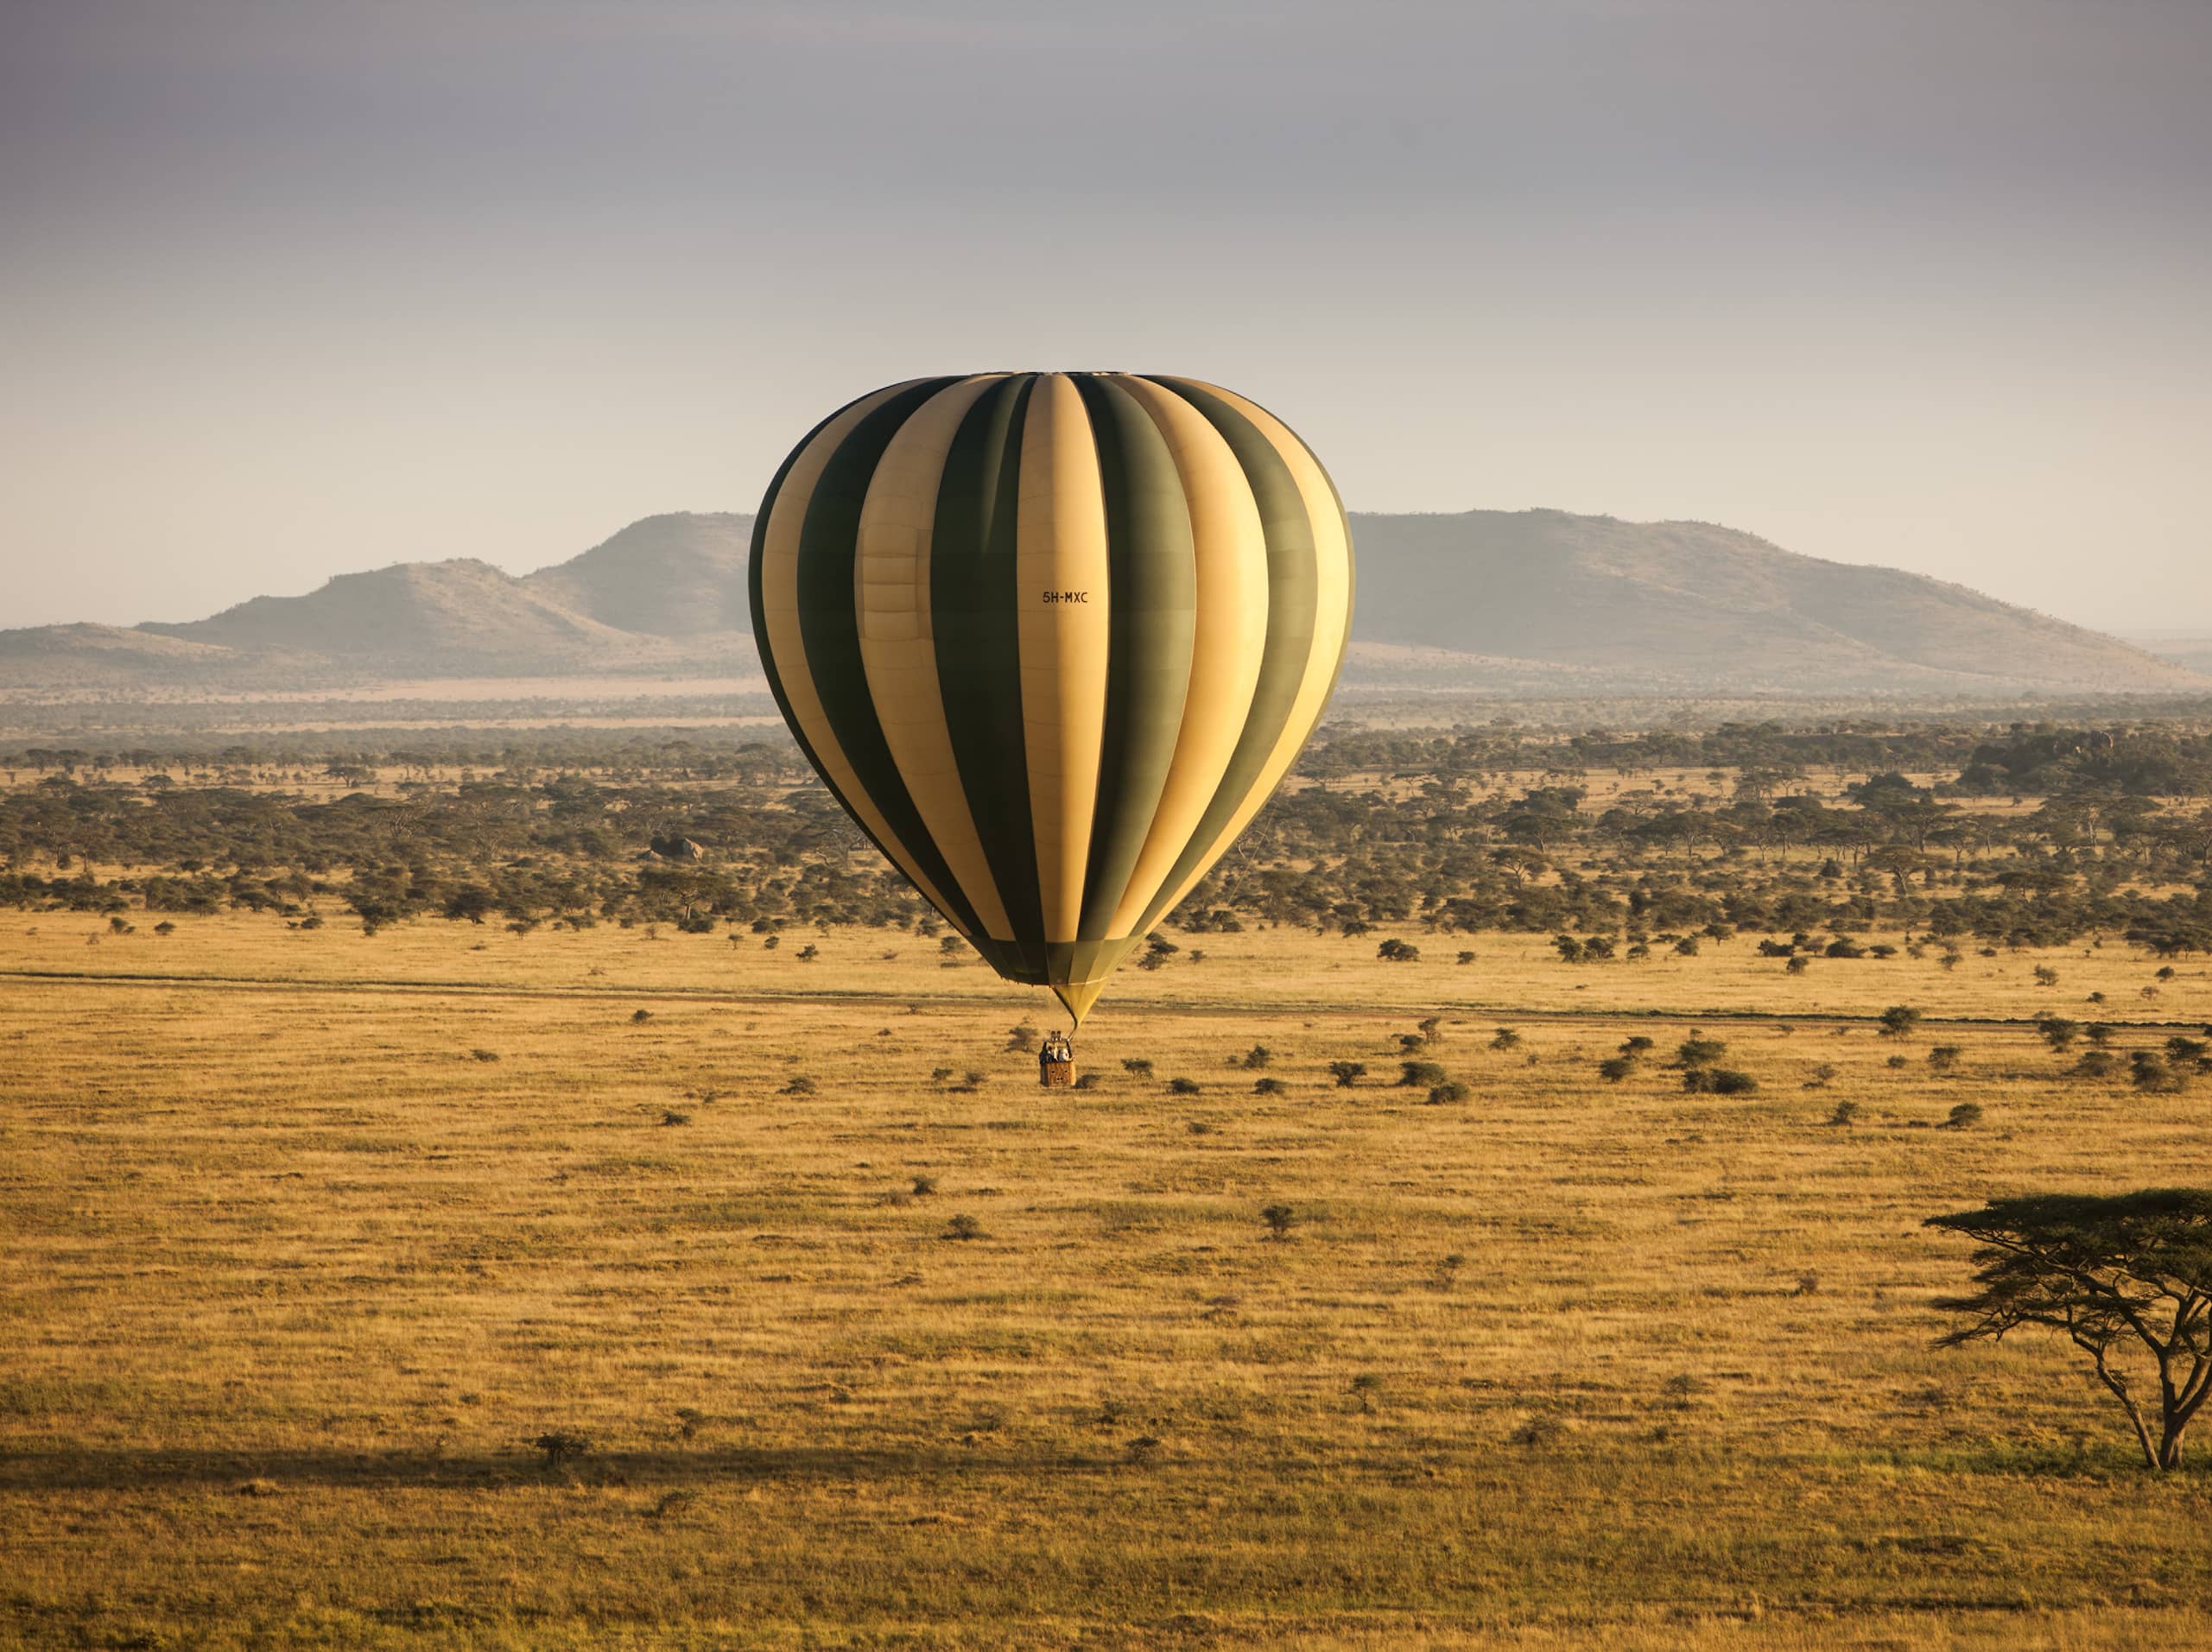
[1,507,2200,699]
[521,512,754,638]
[1344,510,2202,695]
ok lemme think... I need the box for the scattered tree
[1927,1191,2212,1470]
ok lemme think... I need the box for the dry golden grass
[4,915,2211,1648]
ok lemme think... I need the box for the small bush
[530,1431,593,1471]
[1327,1060,1366,1088]
[1510,1415,1565,1448]
[1261,1203,1296,1240]
[1253,1077,1286,1096]
[911,1174,938,1196]
[1241,1045,1272,1069]
[1121,1058,1155,1078]
[471,1048,501,1062]
[1828,1098,1861,1126]
[1597,1056,1634,1083]
[1877,1005,1923,1038]
[1166,1076,1202,1096]
[1785,955,1810,975]
[1928,1046,1962,1072]
[1074,1072,1102,1090]
[1490,1028,1522,1052]
[1427,1081,1470,1104]
[661,1110,691,1127]
[944,1213,983,1241]
[1675,1036,1726,1068]
[1945,1102,1984,1128]
[1683,1067,1758,1095]
[781,1076,817,1096]
[1376,938,1421,962]
[1398,1060,1447,1088]
[631,1009,654,1023]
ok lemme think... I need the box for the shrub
[1929,1046,1962,1072]
[661,1110,691,1127]
[944,1213,983,1241]
[1683,1067,1758,1095]
[1261,1203,1296,1240]
[1597,1056,1634,1083]
[1241,1045,1272,1069]
[631,1009,654,1023]
[2071,1050,2119,1079]
[911,1174,938,1196]
[1166,1077,1202,1096]
[1878,1005,1923,1038]
[1398,1060,1447,1088]
[1945,1102,1984,1128]
[1456,950,1477,965]
[1121,1057,1155,1078]
[1253,1077,1286,1096]
[1074,1073,1102,1090]
[1829,1098,1862,1126]
[1005,1023,1039,1053]
[1376,938,1421,962]
[1673,936,1700,956]
[530,1431,593,1471]
[471,1048,501,1062]
[2130,1053,2183,1093]
[1675,1036,1726,1068]
[1490,1027,1522,1052]
[1327,1060,1366,1088]
[1427,1081,1471,1105]
[1785,955,1810,975]
[781,1076,816,1096]
[2037,1016,2080,1050]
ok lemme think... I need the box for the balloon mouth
[967,936,1138,1029]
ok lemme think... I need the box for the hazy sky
[5,0,2207,633]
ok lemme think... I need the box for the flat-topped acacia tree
[1926,1190,2212,1470]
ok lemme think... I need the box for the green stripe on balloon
[1071,374,1196,944]
[931,373,1047,981]
[791,377,995,950]
[1126,375,1322,936]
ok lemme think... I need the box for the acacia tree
[1926,1190,2212,1469]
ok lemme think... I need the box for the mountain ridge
[2,508,2198,698]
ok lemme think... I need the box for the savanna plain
[4,721,2211,1648]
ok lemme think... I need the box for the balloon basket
[1038,1030,1074,1089]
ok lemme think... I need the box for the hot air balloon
[749,372,1353,1026]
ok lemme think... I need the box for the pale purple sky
[4,0,2207,632]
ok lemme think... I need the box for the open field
[6,916,2212,1648]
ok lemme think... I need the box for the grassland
[5,913,2211,1649]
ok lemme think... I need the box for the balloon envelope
[750,372,1353,1022]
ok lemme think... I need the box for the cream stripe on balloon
[1016,374,1112,944]
[757,379,978,940]
[855,375,1017,940]
[1144,383,1353,925]
[1100,375,1270,939]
